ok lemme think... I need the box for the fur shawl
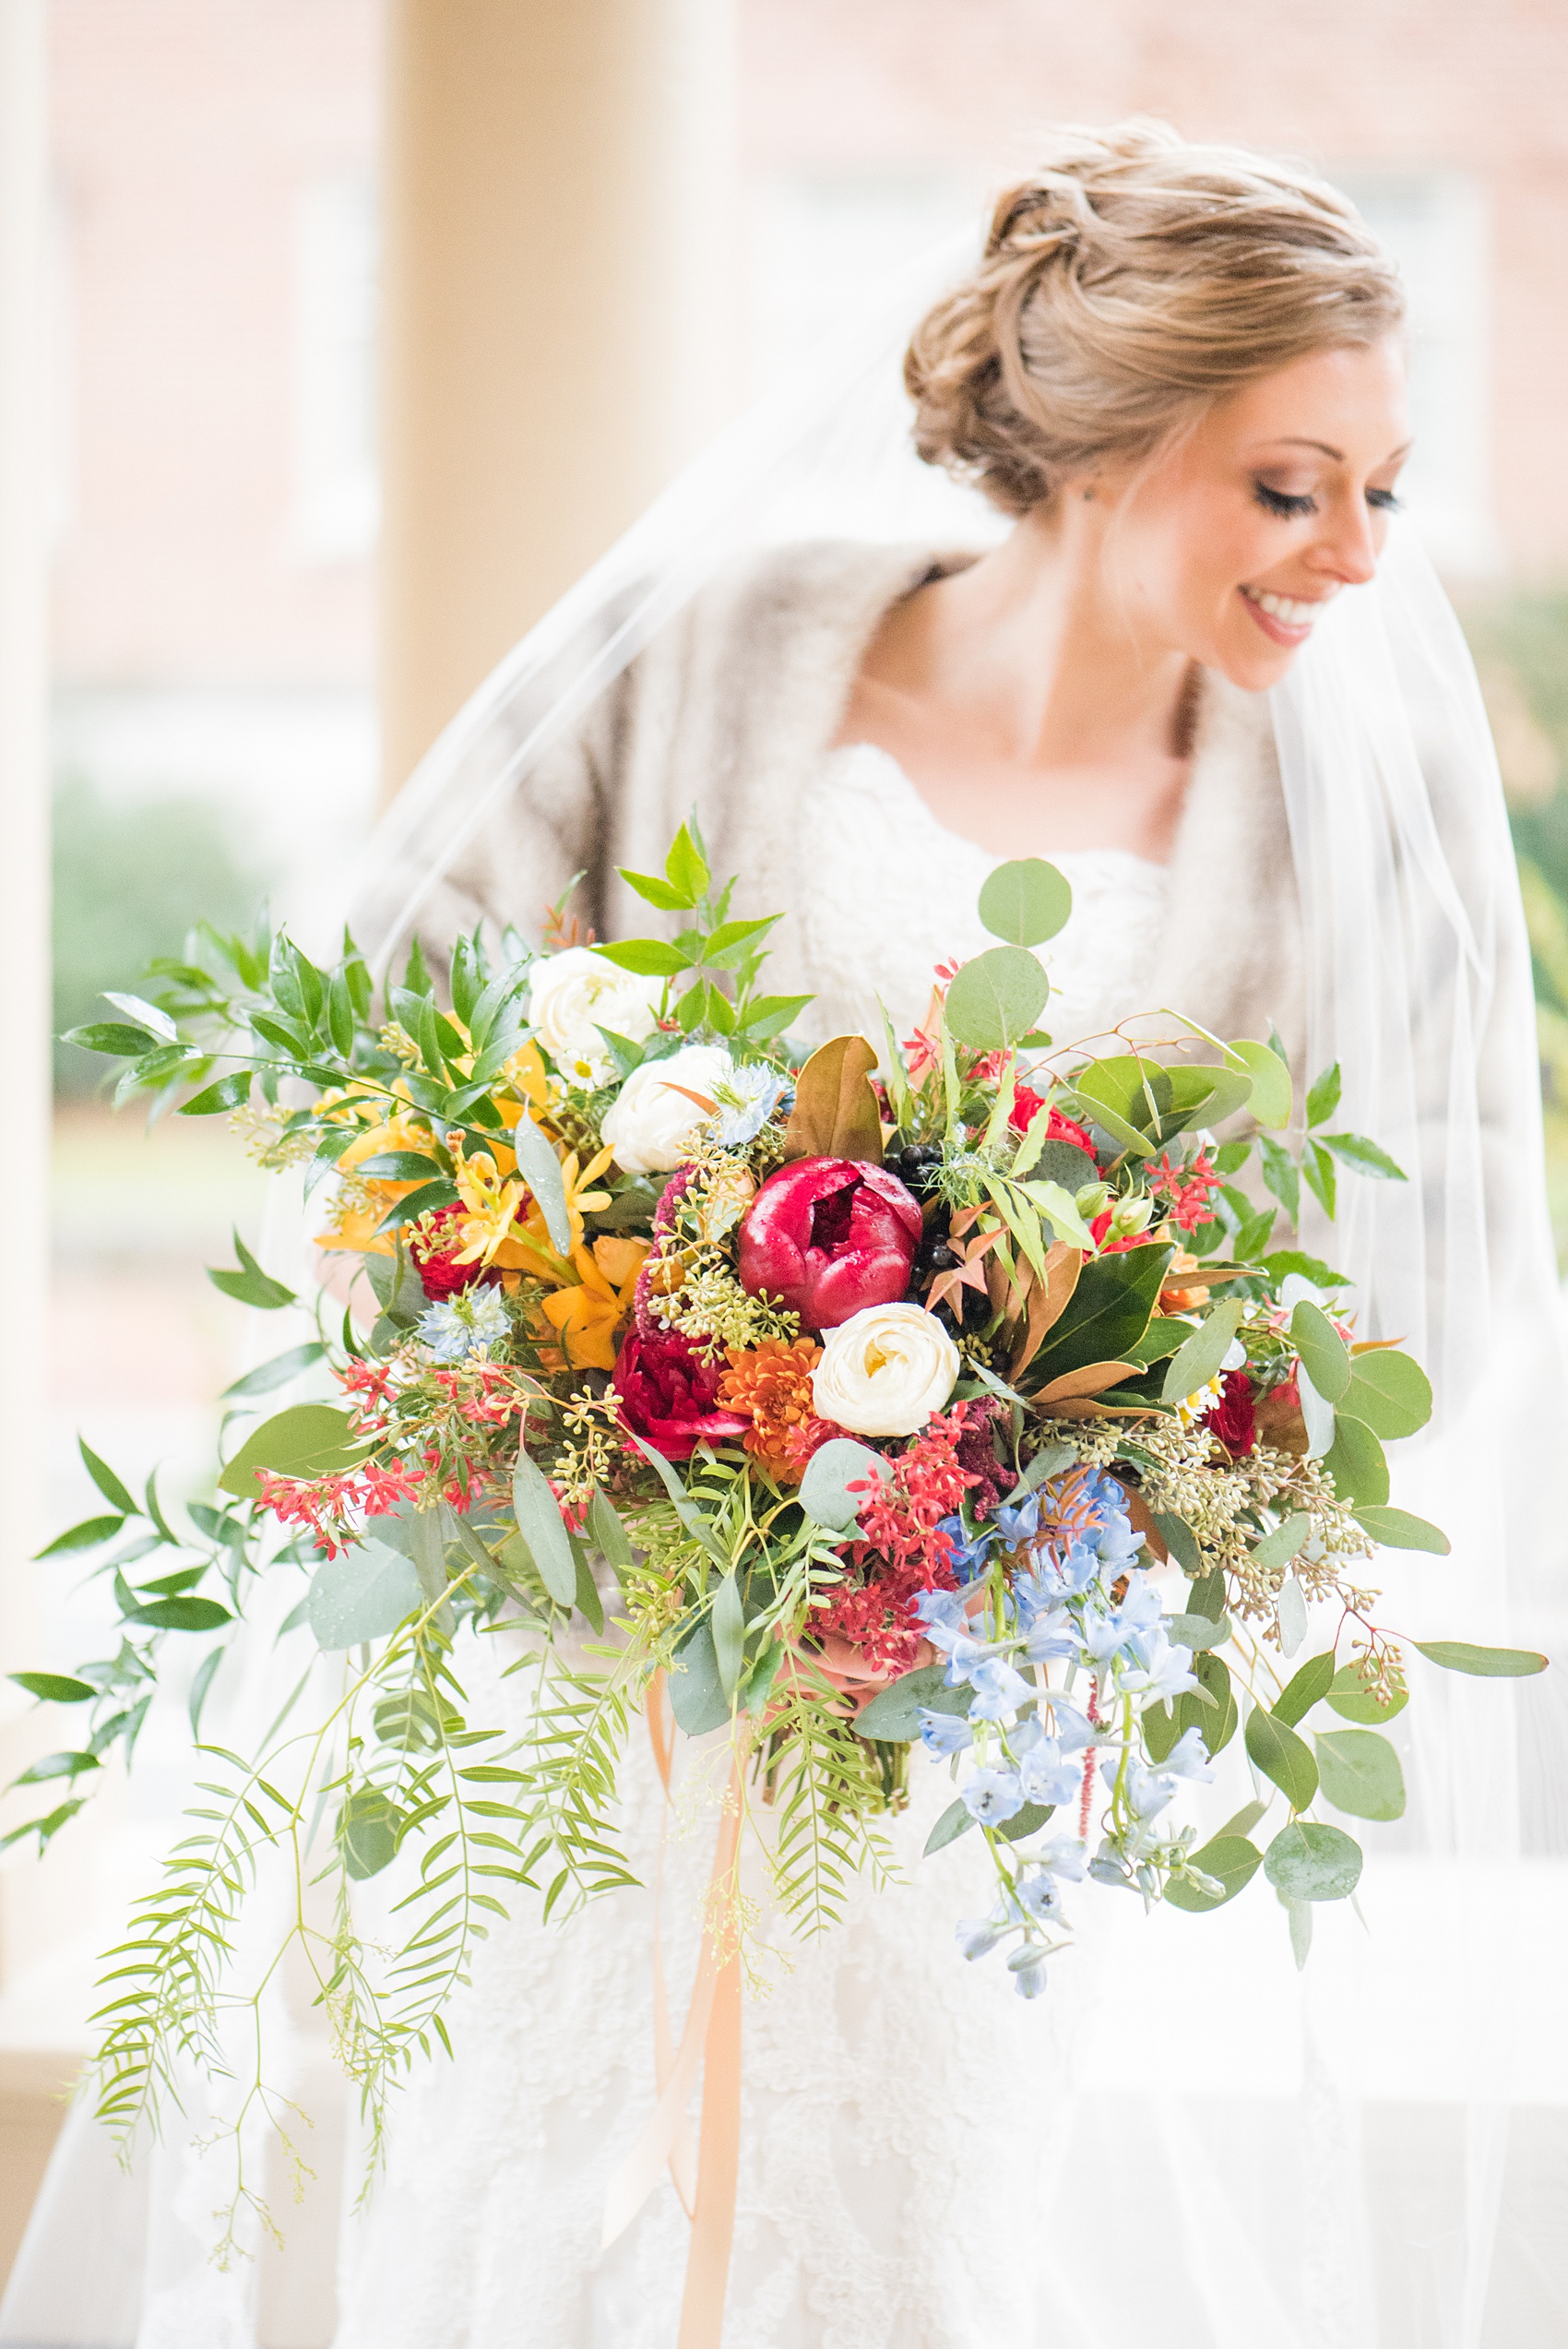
[374,539,1303,1059]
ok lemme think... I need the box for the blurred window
[1337,171,1495,574]
[290,173,379,564]
[751,171,978,385]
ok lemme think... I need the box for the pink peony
[736,1156,922,1334]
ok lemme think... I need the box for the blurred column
[379,0,739,798]
[0,0,49,1655]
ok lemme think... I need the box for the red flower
[612,1324,751,1461]
[1148,1149,1223,1234]
[737,1157,922,1333]
[1204,1370,1256,1458]
[1088,1210,1145,1257]
[1008,1092,1099,1161]
[410,1206,494,1301]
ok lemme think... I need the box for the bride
[6,119,1562,2349]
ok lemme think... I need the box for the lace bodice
[799,742,1169,1054]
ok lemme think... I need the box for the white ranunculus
[813,1302,960,1437]
[600,1044,734,1175]
[527,947,663,1088]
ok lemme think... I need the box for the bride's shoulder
[674,539,972,662]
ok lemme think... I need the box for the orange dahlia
[717,1338,838,1485]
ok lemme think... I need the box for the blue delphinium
[960,1767,1025,1824]
[917,1708,974,1759]
[417,1284,511,1363]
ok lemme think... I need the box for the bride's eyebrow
[1253,435,1414,464]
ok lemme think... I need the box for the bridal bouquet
[21,819,1543,2164]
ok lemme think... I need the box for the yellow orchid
[540,1234,650,1370]
[449,1145,529,1272]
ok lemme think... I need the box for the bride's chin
[1209,631,1303,696]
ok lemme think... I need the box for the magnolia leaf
[1033,1360,1138,1406]
[1313,1727,1407,1820]
[1264,1819,1363,1902]
[977,858,1073,948]
[783,1034,883,1163]
[1413,1640,1549,1678]
[943,947,1050,1053]
[798,1438,891,1533]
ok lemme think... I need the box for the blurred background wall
[5,0,1568,2288]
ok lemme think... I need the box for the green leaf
[63,1019,166,1056]
[1322,1413,1388,1508]
[668,1618,731,1735]
[327,967,356,1056]
[11,1750,100,1786]
[1352,1503,1449,1554]
[218,1402,369,1497]
[339,1788,401,1880]
[1251,1512,1310,1572]
[36,1513,125,1556]
[9,1673,96,1705]
[923,1797,975,1855]
[618,865,692,912]
[208,1230,296,1312]
[992,1800,1057,1845]
[1264,1819,1363,1902]
[1228,1039,1292,1130]
[188,1646,224,1738]
[1163,1612,1231,1652]
[1413,1640,1549,1678]
[702,915,779,969]
[712,1572,745,1697]
[307,1542,422,1649]
[1340,1351,1431,1439]
[1151,1511,1203,1574]
[220,1341,327,1401]
[1145,1650,1236,1759]
[573,1545,605,1634]
[1325,1665,1408,1723]
[178,1070,253,1116]
[1161,1298,1245,1405]
[1261,1250,1348,1292]
[376,1176,459,1230]
[1244,1705,1319,1809]
[1271,1650,1336,1727]
[1163,1833,1264,1913]
[1301,1139,1337,1219]
[1313,1727,1406,1820]
[664,820,710,904]
[798,1439,893,1534]
[123,1596,232,1632]
[509,1110,572,1256]
[1029,1242,1171,1388]
[1321,1131,1407,1182]
[855,1664,971,1744]
[1305,1062,1342,1128]
[77,1439,137,1517]
[587,1486,634,1576]
[1257,1135,1300,1225]
[943,946,1050,1052]
[592,938,689,978]
[355,1150,445,1181]
[510,1452,576,1605]
[1289,1301,1350,1402]
[977,858,1073,948]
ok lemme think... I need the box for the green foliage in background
[1462,587,1568,1258]
[53,774,267,1098]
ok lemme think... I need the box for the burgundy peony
[1204,1370,1257,1460]
[736,1156,923,1333]
[612,1324,751,1461]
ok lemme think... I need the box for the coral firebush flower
[815,1406,980,1671]
[1148,1149,1223,1234]
[717,1337,839,1484]
[737,1156,922,1333]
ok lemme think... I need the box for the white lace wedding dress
[330,744,1171,2349]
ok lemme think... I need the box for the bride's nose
[1313,493,1381,587]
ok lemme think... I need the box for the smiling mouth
[1239,584,1335,633]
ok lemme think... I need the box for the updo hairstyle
[907,120,1406,515]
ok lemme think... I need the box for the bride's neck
[869,505,1193,770]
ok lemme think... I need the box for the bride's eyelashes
[1253,479,1404,519]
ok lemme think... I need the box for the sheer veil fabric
[4,228,1566,2348]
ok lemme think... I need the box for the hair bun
[906,119,1403,516]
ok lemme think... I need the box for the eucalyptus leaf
[1272,1650,1336,1727]
[668,1619,731,1735]
[1290,1301,1351,1402]
[1163,1612,1230,1653]
[509,1110,573,1255]
[1163,1833,1263,1913]
[923,1797,976,1855]
[1340,1350,1432,1439]
[1277,1574,1309,1658]
[511,1452,577,1605]
[1251,1512,1311,1571]
[1244,1705,1318,1810]
[1160,1298,1244,1405]
[1264,1819,1363,1902]
[712,1572,746,1696]
[1322,1413,1389,1508]
[943,947,1050,1052]
[218,1403,369,1498]
[855,1664,971,1743]
[1352,1504,1450,1555]
[1227,1038,1291,1130]
[977,858,1073,948]
[1413,1640,1548,1678]
[307,1543,422,1651]
[1313,1728,1407,1821]
[1325,1665,1408,1723]
[798,1439,891,1534]
[339,1788,401,1880]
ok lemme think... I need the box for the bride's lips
[1239,582,1333,648]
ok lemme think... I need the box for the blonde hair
[907,120,1405,515]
